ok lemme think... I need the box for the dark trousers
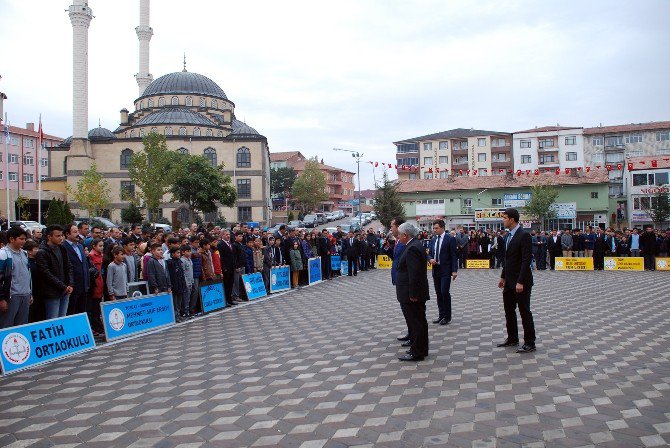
[549,252,558,270]
[502,286,535,345]
[223,271,234,304]
[406,300,428,357]
[432,272,452,321]
[347,256,358,275]
[399,301,412,341]
[495,251,505,268]
[67,290,87,315]
[537,250,547,269]
[458,248,467,268]
[593,253,604,270]
[360,254,368,270]
[87,296,103,333]
[643,252,655,270]
[321,255,331,279]
[369,252,376,268]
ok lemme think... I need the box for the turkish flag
[428,167,433,173]
[516,170,522,176]
[627,162,633,171]
[402,164,406,171]
[616,163,623,170]
[577,167,582,171]
[586,166,591,172]
[555,168,560,175]
[473,169,478,175]
[606,164,612,171]
[374,162,378,167]
[565,168,571,175]
[651,160,658,167]
[534,169,539,175]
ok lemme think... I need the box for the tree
[169,153,237,221]
[523,184,559,229]
[373,171,405,230]
[128,132,180,221]
[66,163,111,218]
[270,167,297,196]
[121,202,144,224]
[643,192,670,226]
[45,198,74,226]
[15,195,30,220]
[292,158,328,212]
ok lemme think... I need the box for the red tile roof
[6,124,63,141]
[270,151,305,162]
[397,171,609,193]
[583,121,670,135]
[627,155,670,171]
[514,126,582,134]
[292,160,355,175]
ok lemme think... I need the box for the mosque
[50,0,271,225]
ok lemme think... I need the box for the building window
[238,206,252,222]
[41,175,47,181]
[491,138,507,147]
[24,138,34,148]
[591,153,604,163]
[177,147,188,155]
[120,148,133,169]
[212,99,218,109]
[203,148,217,167]
[539,154,555,164]
[63,158,67,174]
[566,152,577,161]
[493,154,508,162]
[193,127,201,136]
[164,127,173,136]
[41,157,48,167]
[396,143,419,153]
[423,157,433,165]
[206,129,213,137]
[139,101,143,109]
[439,171,449,179]
[656,131,670,141]
[658,148,670,155]
[171,96,179,106]
[439,141,448,150]
[120,181,135,200]
[237,147,251,168]
[398,157,419,166]
[199,97,206,107]
[520,140,531,148]
[625,133,642,143]
[539,138,554,148]
[423,172,433,179]
[591,192,598,199]
[423,142,432,151]
[626,149,643,157]
[23,173,34,183]
[185,96,192,107]
[492,198,503,206]
[439,156,448,164]
[591,136,603,145]
[408,173,417,180]
[463,198,472,207]
[521,155,532,164]
[478,138,486,147]
[605,135,623,147]
[9,172,18,182]
[565,136,576,145]
[0,172,2,180]
[158,97,165,107]
[23,155,34,165]
[605,153,624,163]
[477,153,486,162]
[148,99,154,107]
[217,130,223,137]
[151,127,158,133]
[8,154,19,164]
[237,179,251,198]
[140,128,145,137]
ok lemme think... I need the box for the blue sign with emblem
[341,260,349,275]
[331,255,342,271]
[101,293,175,342]
[270,266,291,293]
[242,272,267,300]
[308,257,322,284]
[200,280,226,313]
[0,313,96,375]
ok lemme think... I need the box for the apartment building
[513,126,585,172]
[624,156,670,228]
[394,128,513,181]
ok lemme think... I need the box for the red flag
[428,167,433,173]
[534,169,539,175]
[577,167,582,171]
[606,164,612,171]
[473,169,478,176]
[639,161,646,165]
[435,167,440,173]
[555,168,560,175]
[525,170,531,175]
[516,170,522,176]
[466,170,470,175]
[38,114,44,148]
[565,168,571,175]
[651,160,658,167]
[374,162,378,167]
[401,164,406,171]
[459,169,463,175]
[596,165,601,169]
[627,162,633,171]
[394,164,397,169]
[616,163,623,170]
[507,169,513,173]
[586,166,591,172]
[388,163,392,168]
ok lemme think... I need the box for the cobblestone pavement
[1,269,669,448]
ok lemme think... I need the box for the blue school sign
[341,260,349,275]
[101,293,175,342]
[0,313,96,375]
[308,257,322,284]
[200,281,226,313]
[270,266,291,293]
[330,255,342,271]
[243,272,267,300]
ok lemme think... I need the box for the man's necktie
[435,235,441,261]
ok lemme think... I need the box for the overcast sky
[1,0,669,189]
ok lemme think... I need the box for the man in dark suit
[497,208,536,353]
[217,229,237,306]
[428,219,458,325]
[395,222,430,361]
[63,223,91,315]
[341,231,360,276]
[546,229,561,270]
[317,229,332,280]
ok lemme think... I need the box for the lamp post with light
[333,148,363,228]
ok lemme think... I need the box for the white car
[152,223,172,232]
[10,220,45,233]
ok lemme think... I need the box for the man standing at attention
[497,208,536,354]
[428,220,458,326]
[395,222,430,361]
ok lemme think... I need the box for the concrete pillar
[135,0,153,96]
[68,0,93,140]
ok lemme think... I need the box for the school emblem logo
[245,282,252,293]
[271,273,277,286]
[108,308,126,331]
[604,258,617,270]
[555,260,564,269]
[658,259,667,269]
[2,333,30,365]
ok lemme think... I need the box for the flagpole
[38,114,43,225]
[4,113,10,222]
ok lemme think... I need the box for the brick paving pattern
[1,269,669,447]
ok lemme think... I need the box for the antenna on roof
[182,53,187,72]
[98,118,101,127]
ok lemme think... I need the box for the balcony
[491,145,511,153]
[538,146,558,152]
[538,161,559,167]
[604,144,625,152]
[491,161,512,170]
[452,161,468,168]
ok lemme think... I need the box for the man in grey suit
[395,223,430,361]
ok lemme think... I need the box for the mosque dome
[231,118,260,136]
[139,71,228,100]
[134,107,216,126]
[88,126,116,141]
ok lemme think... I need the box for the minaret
[135,0,153,96]
[68,0,93,140]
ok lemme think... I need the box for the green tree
[121,202,144,224]
[292,158,328,212]
[15,195,30,220]
[169,153,237,222]
[66,163,111,218]
[128,132,179,221]
[270,167,297,196]
[643,192,670,226]
[45,198,75,226]
[523,184,559,229]
[373,171,405,230]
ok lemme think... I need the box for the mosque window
[179,127,187,136]
[140,129,145,137]
[203,147,217,167]
[212,99,218,109]
[186,96,193,107]
[171,96,179,106]
[63,158,68,174]
[148,99,154,107]
[177,147,189,155]
[130,130,136,138]
[151,127,158,133]
[120,148,134,169]
[199,97,205,107]
[193,127,201,136]
[217,130,223,137]
[237,147,251,168]
[206,129,213,137]
[165,127,173,136]
[158,97,165,107]
[139,101,143,110]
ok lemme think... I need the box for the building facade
[625,156,670,228]
[394,128,513,181]
[513,126,585,172]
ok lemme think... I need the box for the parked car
[369,212,377,220]
[288,220,304,228]
[9,220,45,233]
[303,215,318,228]
[324,213,335,222]
[325,227,338,234]
[74,216,118,230]
[151,223,172,232]
[315,213,326,225]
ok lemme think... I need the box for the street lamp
[333,148,363,227]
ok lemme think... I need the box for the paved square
[1,269,669,447]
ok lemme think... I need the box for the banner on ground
[331,255,342,271]
[555,257,594,271]
[466,259,490,269]
[270,266,291,293]
[341,260,349,275]
[0,313,95,375]
[101,293,175,342]
[200,280,226,313]
[377,255,392,269]
[656,258,670,271]
[243,272,267,300]
[308,257,322,284]
[604,257,644,271]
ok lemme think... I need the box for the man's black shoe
[497,339,519,347]
[401,340,412,347]
[398,353,425,362]
[347,274,352,276]
[516,344,536,353]
[439,318,450,325]
[432,317,443,324]
[397,334,410,342]
[353,273,357,276]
